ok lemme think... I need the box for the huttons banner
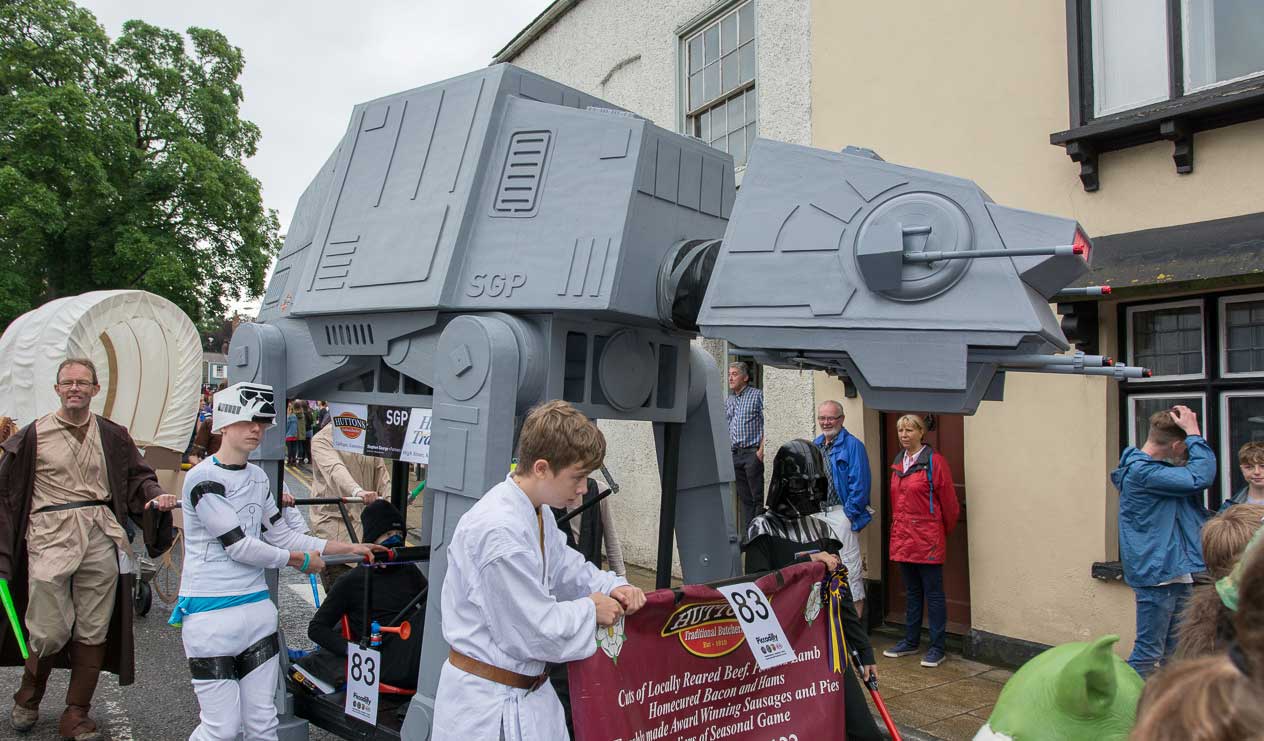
[570,563,844,741]
[328,403,431,464]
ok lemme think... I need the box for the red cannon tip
[379,622,411,641]
[1072,245,1086,255]
[1100,285,1112,294]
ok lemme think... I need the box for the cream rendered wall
[810,0,1264,649]
[507,0,814,574]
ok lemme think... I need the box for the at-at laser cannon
[227,64,1143,739]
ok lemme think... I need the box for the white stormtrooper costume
[173,383,328,741]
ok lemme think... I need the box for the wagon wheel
[133,581,153,616]
[153,530,184,605]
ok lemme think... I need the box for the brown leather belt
[448,649,548,692]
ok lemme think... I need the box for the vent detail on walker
[492,131,551,216]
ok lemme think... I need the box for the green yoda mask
[974,635,1143,741]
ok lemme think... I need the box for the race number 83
[730,587,771,623]
[350,651,377,686]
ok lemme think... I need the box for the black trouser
[843,665,884,741]
[732,447,764,535]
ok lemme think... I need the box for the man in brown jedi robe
[0,358,177,741]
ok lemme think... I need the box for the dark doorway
[881,413,971,634]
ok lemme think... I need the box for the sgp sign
[467,273,526,298]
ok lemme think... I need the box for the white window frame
[1127,391,1208,447]
[1219,292,1264,379]
[678,0,756,168]
[1219,389,1264,501]
[1126,298,1206,382]
[1181,0,1264,95]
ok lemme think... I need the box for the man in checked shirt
[726,362,765,534]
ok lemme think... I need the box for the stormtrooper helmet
[211,382,278,433]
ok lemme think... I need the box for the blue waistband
[168,590,270,627]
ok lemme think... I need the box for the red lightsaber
[852,648,901,741]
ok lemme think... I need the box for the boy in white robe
[433,400,646,741]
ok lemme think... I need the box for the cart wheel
[134,581,152,616]
[154,531,184,605]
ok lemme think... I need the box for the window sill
[1050,76,1264,192]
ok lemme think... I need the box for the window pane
[1091,0,1171,116]
[699,110,710,142]
[739,2,754,44]
[689,34,704,74]
[721,12,738,55]
[730,128,747,167]
[704,63,720,103]
[1183,0,1264,91]
[1131,305,1204,377]
[746,123,756,154]
[729,95,745,133]
[1131,396,1205,447]
[1224,394,1264,498]
[711,104,726,142]
[704,25,720,65]
[689,71,704,111]
[722,51,739,94]
[746,87,757,124]
[740,42,755,84]
[711,133,728,153]
[1225,298,1264,374]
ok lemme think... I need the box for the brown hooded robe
[0,415,174,684]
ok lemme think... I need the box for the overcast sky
[79,1,552,307]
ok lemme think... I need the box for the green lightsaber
[0,579,29,660]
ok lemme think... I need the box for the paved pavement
[867,634,1009,741]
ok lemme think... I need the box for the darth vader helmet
[766,439,829,518]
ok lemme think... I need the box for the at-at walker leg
[654,345,740,586]
[402,315,524,740]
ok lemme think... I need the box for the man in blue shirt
[1111,405,1215,678]
[813,400,872,616]
[726,362,764,534]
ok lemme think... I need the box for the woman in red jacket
[882,414,960,668]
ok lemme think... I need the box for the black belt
[732,445,758,452]
[33,500,109,514]
[188,633,279,681]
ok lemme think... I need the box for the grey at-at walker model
[228,64,1144,739]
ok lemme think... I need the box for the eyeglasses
[817,415,842,423]
[57,380,96,389]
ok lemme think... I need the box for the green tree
[0,0,280,330]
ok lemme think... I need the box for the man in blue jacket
[813,400,872,616]
[1111,405,1215,677]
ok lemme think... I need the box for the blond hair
[516,400,605,475]
[1203,505,1264,579]
[1130,656,1264,741]
[0,417,16,446]
[895,414,925,434]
